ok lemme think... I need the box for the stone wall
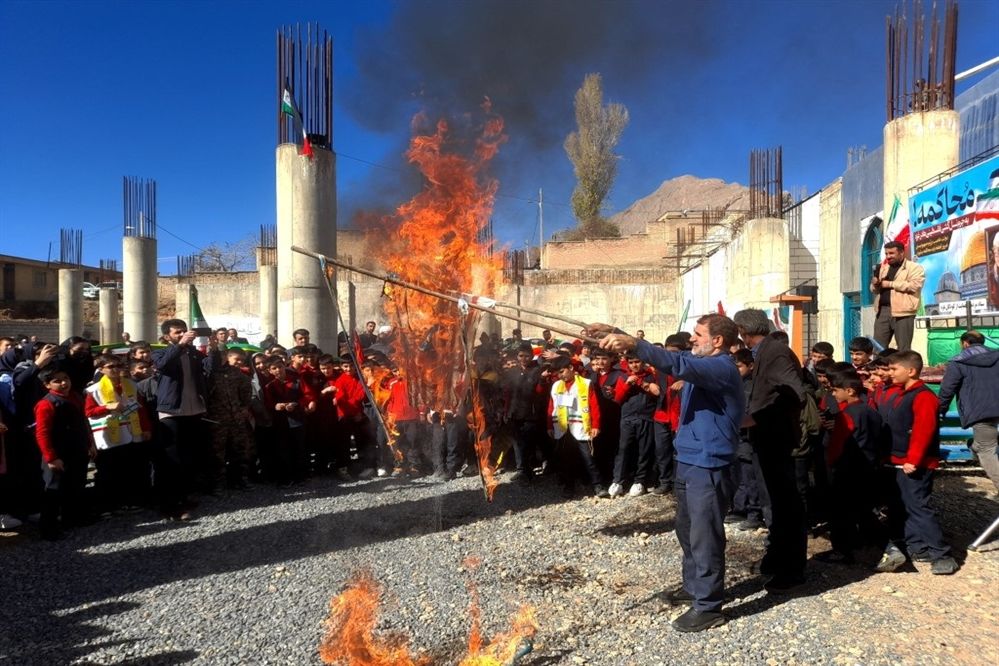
[544,234,669,269]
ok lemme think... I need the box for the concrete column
[99,287,119,344]
[259,264,278,340]
[276,144,337,352]
[58,268,83,342]
[123,236,158,341]
[883,110,960,240]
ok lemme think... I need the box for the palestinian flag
[281,86,314,159]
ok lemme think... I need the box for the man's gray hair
[732,309,771,337]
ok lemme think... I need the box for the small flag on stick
[189,285,211,353]
[281,84,314,159]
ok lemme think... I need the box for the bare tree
[563,73,628,239]
[194,234,258,272]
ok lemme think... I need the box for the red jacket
[384,376,420,422]
[34,391,94,463]
[333,373,367,420]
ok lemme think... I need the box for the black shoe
[651,484,673,496]
[737,518,766,531]
[755,555,777,576]
[724,512,745,525]
[560,486,575,499]
[930,556,958,575]
[594,485,610,499]
[764,574,806,594]
[663,587,693,607]
[671,608,726,632]
[909,549,933,562]
[814,549,855,565]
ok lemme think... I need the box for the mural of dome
[936,271,959,293]
[961,229,987,273]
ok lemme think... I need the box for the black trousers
[40,453,89,536]
[827,450,879,554]
[896,467,950,560]
[675,462,733,612]
[511,419,542,474]
[731,456,765,522]
[555,433,602,490]
[613,418,654,485]
[159,415,212,494]
[95,444,151,509]
[653,421,676,488]
[751,424,807,577]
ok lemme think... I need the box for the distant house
[0,254,120,315]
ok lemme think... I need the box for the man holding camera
[871,241,925,352]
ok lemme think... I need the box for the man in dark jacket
[937,331,999,493]
[733,309,807,593]
[153,319,218,516]
[501,343,546,481]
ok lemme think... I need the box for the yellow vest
[95,375,143,445]
[553,375,592,436]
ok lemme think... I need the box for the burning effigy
[361,102,507,500]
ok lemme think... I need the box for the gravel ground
[1,467,997,666]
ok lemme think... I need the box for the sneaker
[0,514,23,530]
[737,517,766,531]
[764,574,806,594]
[650,484,672,496]
[671,608,726,632]
[594,485,610,499]
[376,468,389,478]
[628,483,646,497]
[875,544,907,573]
[930,556,958,575]
[358,468,376,480]
[608,482,624,498]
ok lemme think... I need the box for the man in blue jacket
[937,331,999,493]
[593,314,744,632]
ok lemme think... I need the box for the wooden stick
[291,245,601,344]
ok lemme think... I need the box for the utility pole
[538,187,544,269]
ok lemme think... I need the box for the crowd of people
[0,273,995,633]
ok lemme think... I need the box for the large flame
[318,571,430,666]
[366,103,506,498]
[319,567,537,666]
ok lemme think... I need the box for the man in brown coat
[871,240,925,352]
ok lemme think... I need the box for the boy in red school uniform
[264,355,316,485]
[651,335,685,495]
[34,368,97,539]
[877,351,958,575]
[333,357,376,479]
[383,366,425,477]
[314,354,342,477]
[609,353,660,497]
[819,368,883,564]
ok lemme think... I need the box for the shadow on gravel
[77,650,200,665]
[2,480,555,663]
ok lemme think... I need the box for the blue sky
[1,0,997,272]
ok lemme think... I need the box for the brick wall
[544,234,668,269]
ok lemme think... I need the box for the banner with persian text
[910,155,999,316]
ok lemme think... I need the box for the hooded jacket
[937,344,999,427]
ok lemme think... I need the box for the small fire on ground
[319,562,536,665]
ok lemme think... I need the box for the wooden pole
[291,245,602,344]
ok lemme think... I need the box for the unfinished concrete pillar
[58,268,83,342]
[123,236,158,341]
[99,287,119,344]
[276,26,336,352]
[883,109,960,240]
[276,145,337,351]
[256,245,277,341]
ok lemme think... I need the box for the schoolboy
[847,337,875,370]
[334,357,376,479]
[650,335,684,495]
[315,354,343,477]
[609,353,659,497]
[205,348,254,490]
[84,356,153,511]
[726,348,767,530]
[878,351,958,574]
[34,368,96,539]
[819,369,882,564]
[547,355,607,498]
[263,355,313,485]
